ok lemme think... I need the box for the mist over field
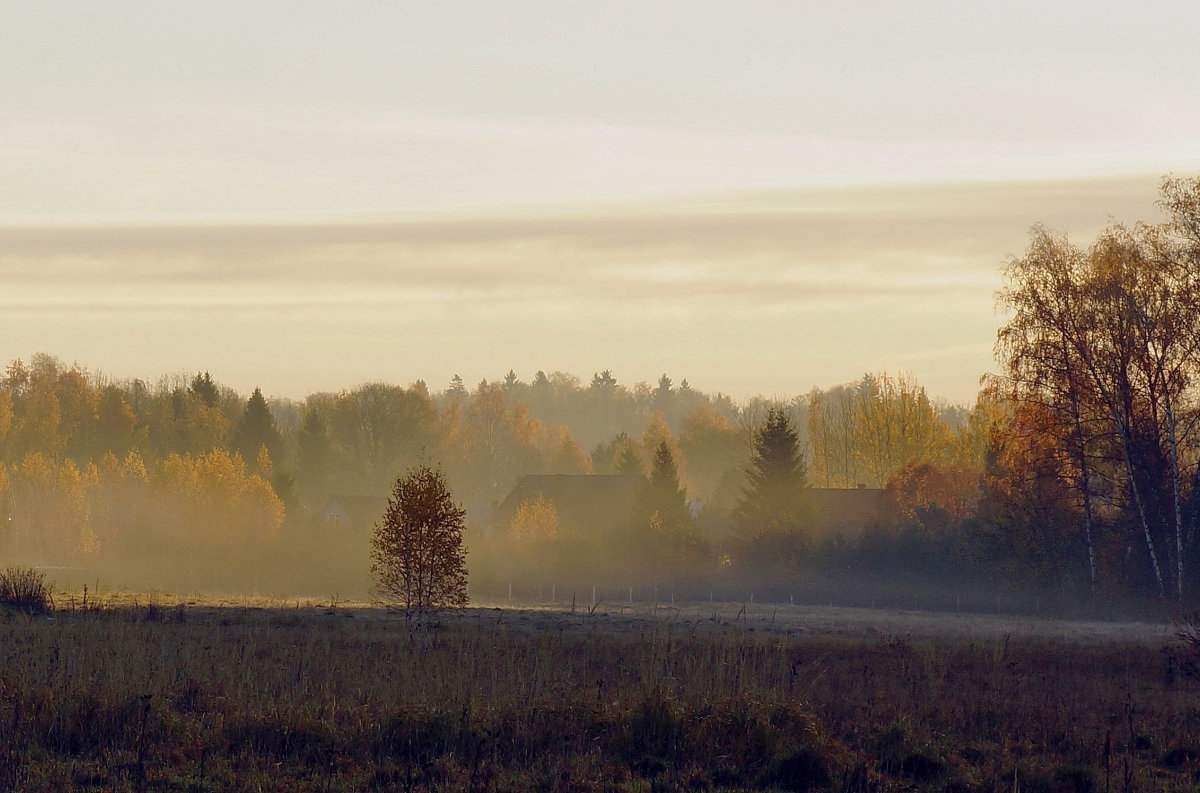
[9,4,1200,791]
[3,174,1200,614]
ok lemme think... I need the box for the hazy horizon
[4,2,1199,404]
[0,174,1178,405]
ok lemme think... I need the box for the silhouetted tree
[94,385,138,460]
[997,176,1200,599]
[637,440,690,528]
[231,387,283,471]
[590,370,618,391]
[445,374,468,400]
[733,407,809,563]
[371,464,468,615]
[677,404,745,509]
[295,406,334,506]
[633,440,710,574]
[615,438,644,476]
[331,383,437,493]
[189,371,220,408]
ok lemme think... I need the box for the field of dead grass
[0,595,1195,791]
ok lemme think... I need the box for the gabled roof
[322,494,389,527]
[807,487,885,540]
[490,474,644,534]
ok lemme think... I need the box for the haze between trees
[2,174,1200,604]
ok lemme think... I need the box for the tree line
[3,173,1199,605]
[994,173,1200,601]
[0,353,985,593]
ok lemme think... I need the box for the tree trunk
[1120,423,1165,597]
[1164,387,1185,599]
[1068,390,1097,587]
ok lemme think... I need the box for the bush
[0,566,53,614]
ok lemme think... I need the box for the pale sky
[2,2,1198,404]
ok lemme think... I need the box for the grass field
[0,595,1196,792]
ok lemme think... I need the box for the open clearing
[452,599,1175,645]
[62,589,1174,644]
[1,594,1191,791]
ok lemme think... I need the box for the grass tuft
[0,566,52,614]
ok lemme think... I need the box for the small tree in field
[371,464,468,614]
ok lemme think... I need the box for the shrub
[0,566,52,614]
[1175,610,1200,650]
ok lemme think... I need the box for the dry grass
[0,567,53,615]
[0,599,1197,791]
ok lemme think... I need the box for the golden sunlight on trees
[508,494,559,545]
[808,373,953,488]
[997,174,1200,599]
[8,454,96,561]
[10,380,64,461]
[641,413,674,462]
[677,404,747,515]
[152,450,284,554]
[974,402,1087,590]
[146,387,230,459]
[455,383,544,505]
[0,388,12,449]
[11,188,1200,608]
[371,464,468,614]
[86,451,148,555]
[882,461,980,536]
[549,427,592,474]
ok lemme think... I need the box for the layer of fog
[0,175,1167,403]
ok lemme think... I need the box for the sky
[2,2,1199,404]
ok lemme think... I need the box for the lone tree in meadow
[371,464,469,614]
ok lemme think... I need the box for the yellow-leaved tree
[371,464,468,616]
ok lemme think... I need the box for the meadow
[0,595,1196,792]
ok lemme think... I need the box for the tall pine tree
[733,408,809,560]
[231,387,283,471]
[636,440,691,529]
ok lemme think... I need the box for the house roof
[807,487,885,540]
[490,474,644,535]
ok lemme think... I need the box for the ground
[0,594,1193,792]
